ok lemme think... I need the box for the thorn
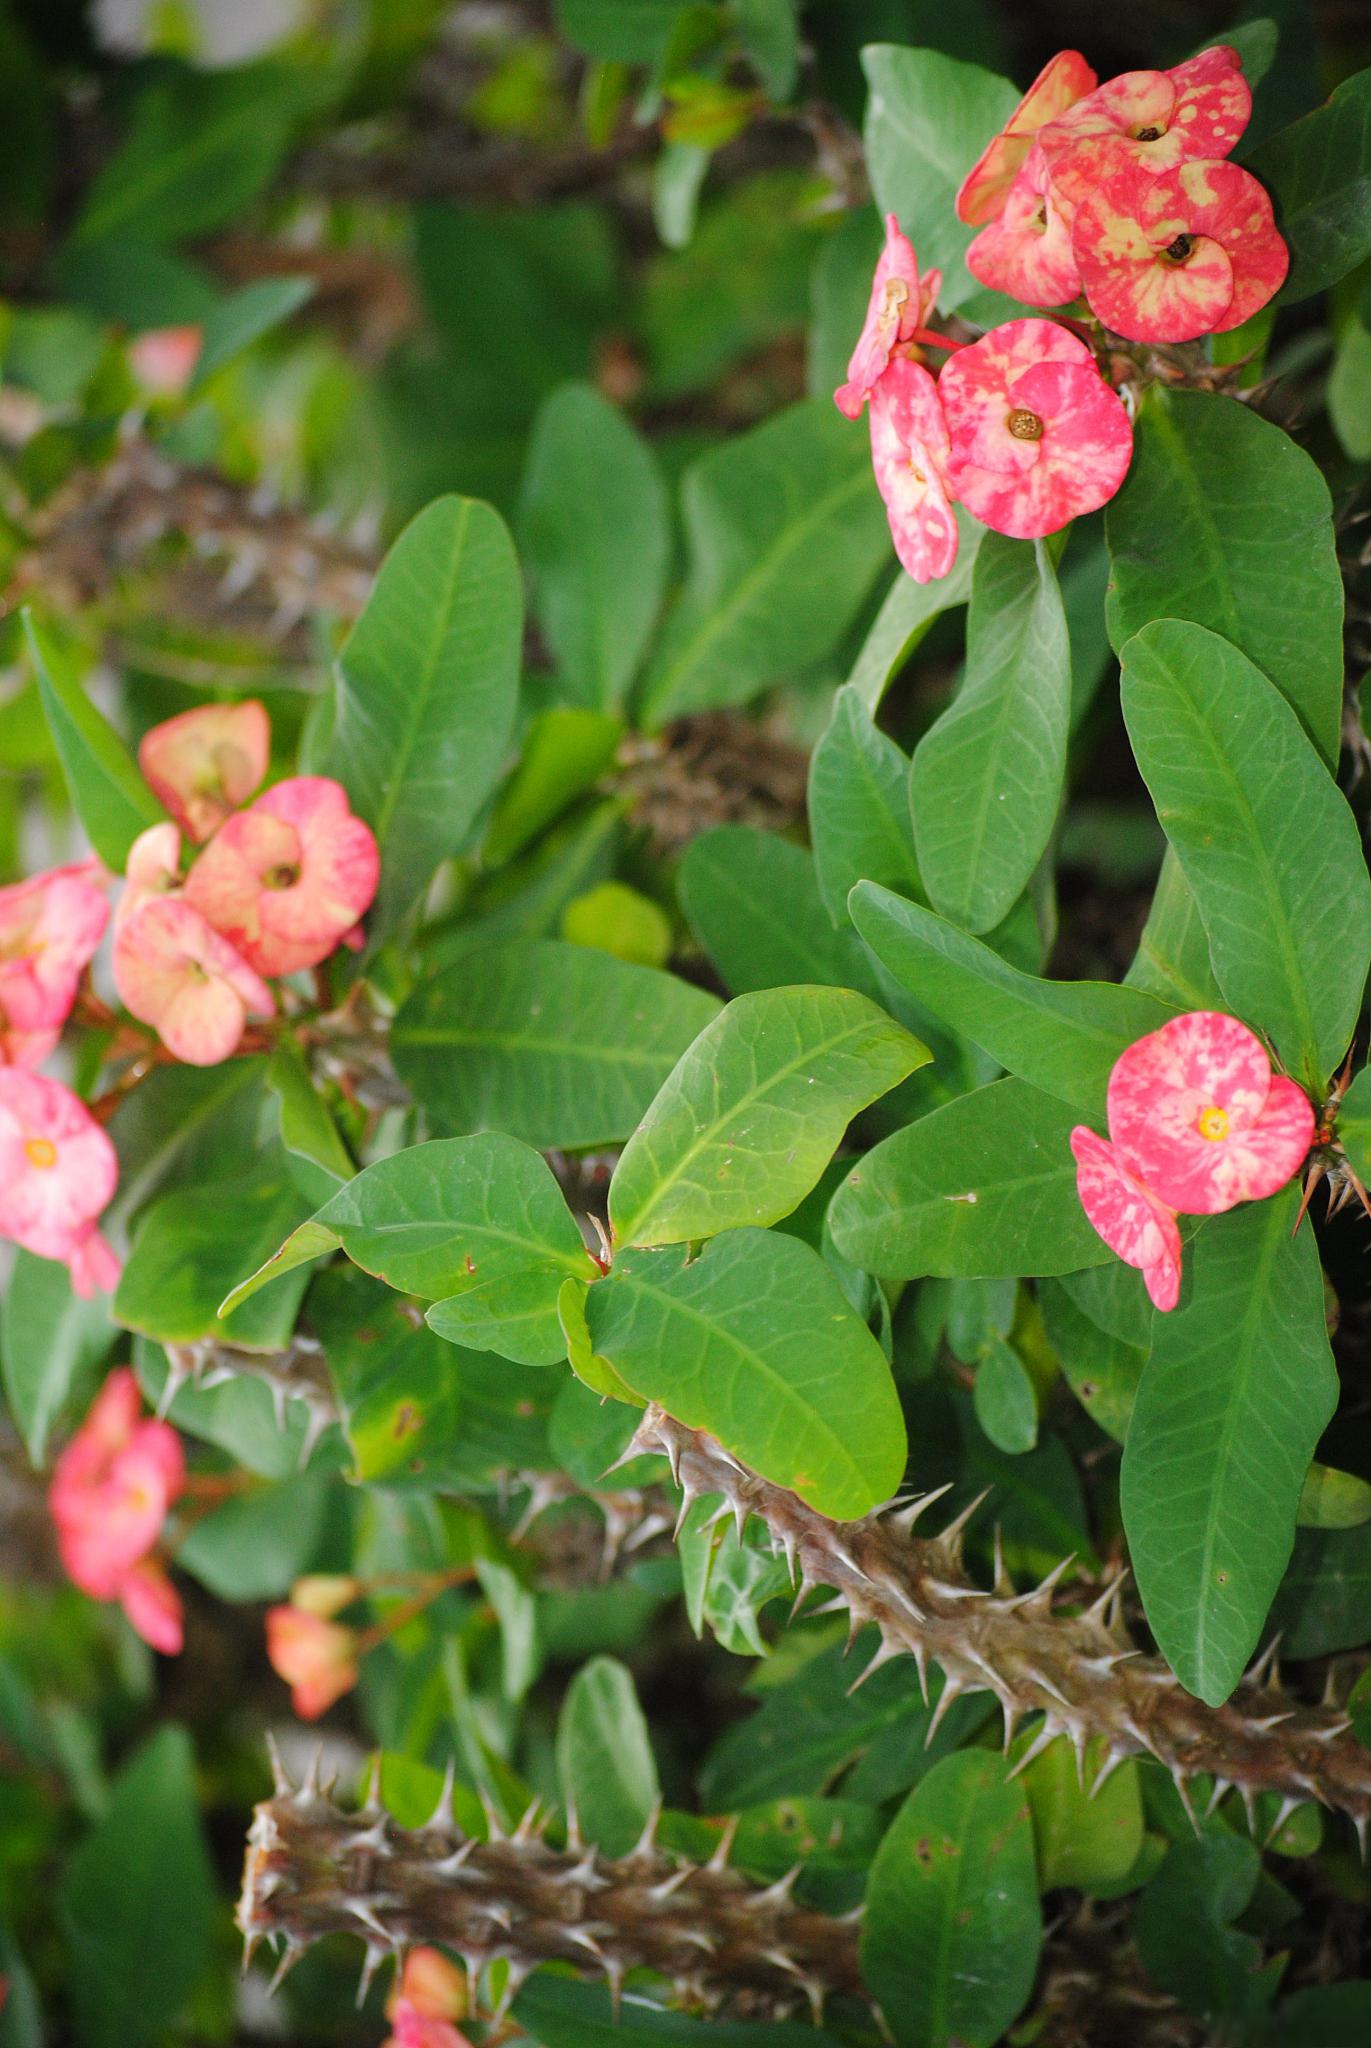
[938,1488,991,1553]
[427,1760,457,1834]
[478,1787,507,1842]
[493,1960,532,2022]
[565,1847,606,1891]
[565,1798,584,1855]
[513,1798,546,1843]
[1004,1555,1073,1612]
[1006,1718,1058,1780]
[1244,1635,1283,1692]
[298,1741,325,1804]
[356,1943,387,2008]
[883,1484,953,1536]
[266,1938,306,1996]
[629,1796,663,1861]
[1355,1813,1368,1863]
[646,1864,692,1903]
[1089,1747,1128,1800]
[751,1865,802,1909]
[1263,1793,1304,1846]
[346,1897,393,1943]
[603,1959,625,2020]
[991,1524,1011,1596]
[1171,1769,1200,1834]
[924,1675,965,1749]
[269,1378,289,1432]
[266,1731,291,1797]
[847,1636,902,1694]
[706,1813,740,1873]
[241,1929,263,1975]
[1024,1664,1071,1710]
[1205,1777,1232,1820]
[361,1752,384,1816]
[1293,1162,1325,1234]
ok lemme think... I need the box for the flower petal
[1070,1125,1182,1311]
[834,214,926,419]
[868,357,959,584]
[966,145,1082,305]
[956,50,1097,225]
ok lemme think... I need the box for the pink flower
[1105,1011,1313,1215]
[938,318,1133,540]
[834,214,941,421]
[127,325,203,397]
[1039,47,1251,209]
[967,143,1082,307]
[138,699,270,844]
[868,356,959,584]
[1070,1126,1183,1313]
[113,896,273,1066]
[956,50,1097,227]
[185,776,379,978]
[385,1949,469,2048]
[0,1070,119,1295]
[49,1368,186,1651]
[1070,1013,1315,1311]
[114,822,183,933]
[265,1604,360,1720]
[1071,156,1288,343]
[0,863,109,1067]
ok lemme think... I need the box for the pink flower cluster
[0,860,119,1295]
[960,47,1287,343]
[384,1948,470,2048]
[835,217,1133,579]
[1071,1012,1314,1310]
[114,700,379,1066]
[48,1367,186,1652]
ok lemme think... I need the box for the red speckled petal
[834,214,924,418]
[1165,45,1252,161]
[1041,46,1249,203]
[956,50,1097,225]
[868,357,959,584]
[1070,1125,1182,1311]
[966,148,1082,305]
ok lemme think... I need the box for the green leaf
[321,495,522,940]
[555,1656,660,1856]
[1135,1835,1270,2028]
[1124,848,1223,1010]
[850,883,1175,1120]
[516,1977,836,2048]
[60,1727,214,2048]
[1038,1279,1145,1443]
[1297,1462,1371,1529]
[1248,68,1371,301]
[24,614,165,869]
[973,1336,1038,1454]
[910,534,1071,935]
[1105,388,1345,764]
[264,1039,354,1206]
[1261,1986,1371,2048]
[1334,1063,1371,1186]
[223,1135,595,1365]
[176,1471,330,1600]
[393,939,720,1150]
[844,515,980,710]
[558,1276,643,1403]
[638,400,890,725]
[74,61,313,246]
[1268,1521,1371,1656]
[859,1749,1041,2048]
[116,1151,313,1350]
[736,0,799,98]
[1120,619,1371,1089]
[518,384,669,711]
[679,827,879,996]
[1019,1731,1143,1893]
[828,1078,1109,1281]
[553,0,689,61]
[484,708,623,867]
[809,685,921,923]
[609,985,927,1247]
[188,275,314,390]
[1121,1191,1338,1706]
[862,45,1022,319]
[586,1231,906,1518]
[0,1251,114,1464]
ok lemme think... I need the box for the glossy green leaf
[585,1231,906,1519]
[519,383,669,711]
[1019,1731,1144,1893]
[911,534,1071,935]
[1261,1985,1371,2048]
[552,0,686,61]
[222,1135,595,1365]
[321,495,522,940]
[116,1151,312,1350]
[678,827,879,996]
[176,1471,330,1600]
[484,709,622,867]
[0,1251,115,1464]
[1121,1190,1338,1706]
[73,62,310,246]
[851,882,1175,1119]
[845,517,979,710]
[24,614,165,869]
[1297,1462,1371,1529]
[516,1977,837,2048]
[828,1078,1109,1281]
[1125,849,1223,1010]
[973,1336,1038,1454]
[264,1039,353,1206]
[1248,68,1371,301]
[1334,1063,1371,1186]
[859,1749,1041,2048]
[558,1276,642,1403]
[555,1656,659,1857]
[1135,1835,1270,2028]
[809,686,921,923]
[1038,1279,1145,1443]
[609,985,927,1247]
[863,45,1021,319]
[60,1727,214,2048]
[1105,389,1344,763]
[1121,619,1371,1090]
[638,401,890,725]
[394,939,720,1149]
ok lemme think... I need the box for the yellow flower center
[1197,1105,1230,1142]
[24,1137,58,1169]
[1007,408,1044,441]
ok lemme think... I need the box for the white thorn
[706,1813,740,1873]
